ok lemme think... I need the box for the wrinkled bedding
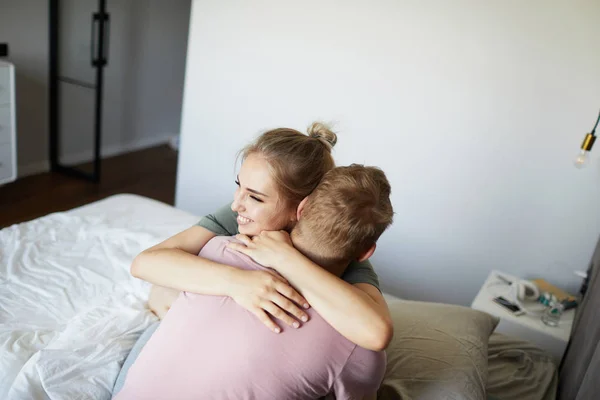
[486,333,558,400]
[0,194,200,399]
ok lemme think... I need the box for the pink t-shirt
[115,236,386,400]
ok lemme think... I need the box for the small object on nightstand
[472,270,574,364]
[561,298,579,311]
[532,278,577,303]
[492,295,525,316]
[542,302,565,327]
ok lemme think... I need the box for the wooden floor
[0,145,178,228]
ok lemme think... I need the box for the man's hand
[228,268,310,333]
[227,231,297,270]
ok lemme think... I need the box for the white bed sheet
[0,194,200,399]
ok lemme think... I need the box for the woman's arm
[283,260,392,352]
[132,226,235,294]
[137,202,241,295]
[228,232,393,351]
[132,226,310,330]
[139,225,236,317]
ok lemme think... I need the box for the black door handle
[91,13,100,66]
[91,12,109,67]
[103,14,110,66]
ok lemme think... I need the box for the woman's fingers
[263,269,290,286]
[229,269,307,331]
[251,307,282,334]
[262,302,301,329]
[275,281,309,310]
[271,292,309,323]
[235,234,253,246]
[226,242,252,256]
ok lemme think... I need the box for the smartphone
[492,296,525,316]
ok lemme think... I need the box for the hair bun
[307,122,337,150]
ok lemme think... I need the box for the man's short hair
[294,164,394,264]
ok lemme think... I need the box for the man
[115,165,394,400]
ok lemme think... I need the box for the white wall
[116,0,190,149]
[176,0,600,305]
[58,0,191,165]
[0,0,190,175]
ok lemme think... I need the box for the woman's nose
[232,190,244,212]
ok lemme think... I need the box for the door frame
[49,0,109,182]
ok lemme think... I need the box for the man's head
[290,164,394,272]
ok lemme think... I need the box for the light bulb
[574,149,590,169]
[574,111,600,169]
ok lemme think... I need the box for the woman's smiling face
[231,153,298,236]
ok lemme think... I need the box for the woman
[133,122,391,347]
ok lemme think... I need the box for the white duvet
[0,194,200,399]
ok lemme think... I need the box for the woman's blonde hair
[240,122,337,207]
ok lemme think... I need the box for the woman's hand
[227,231,298,270]
[228,268,310,333]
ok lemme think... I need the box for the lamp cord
[592,108,600,135]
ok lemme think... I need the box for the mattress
[0,194,200,399]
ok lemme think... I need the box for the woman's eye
[250,196,263,203]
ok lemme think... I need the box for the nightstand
[471,270,574,364]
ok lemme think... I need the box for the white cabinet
[0,61,16,184]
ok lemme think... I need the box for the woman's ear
[296,197,309,221]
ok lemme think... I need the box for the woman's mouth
[237,215,253,225]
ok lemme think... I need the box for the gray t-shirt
[197,202,381,290]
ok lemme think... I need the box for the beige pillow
[378,300,499,400]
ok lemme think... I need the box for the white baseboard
[59,133,176,165]
[16,134,177,179]
[168,135,180,151]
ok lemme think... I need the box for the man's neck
[290,233,348,277]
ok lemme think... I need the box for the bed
[0,195,193,399]
[0,194,559,399]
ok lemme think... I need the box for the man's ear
[357,243,376,262]
[296,197,309,221]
